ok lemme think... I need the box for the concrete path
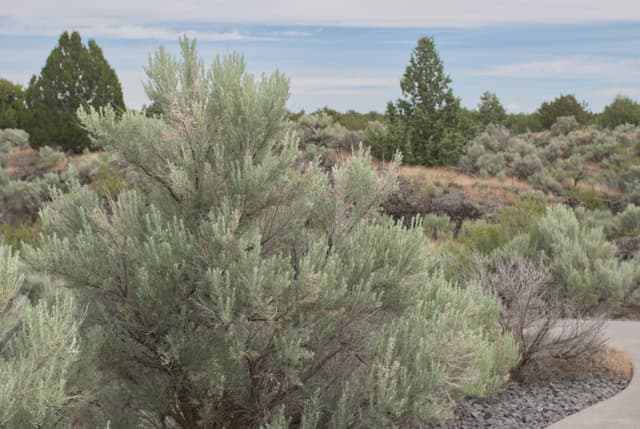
[548,320,640,428]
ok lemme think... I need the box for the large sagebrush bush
[0,245,79,427]
[0,129,29,156]
[30,38,517,428]
[422,213,455,241]
[550,115,579,136]
[529,205,636,312]
[460,125,543,179]
[0,167,75,225]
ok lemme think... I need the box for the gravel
[417,374,629,429]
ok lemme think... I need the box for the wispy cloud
[270,30,314,38]
[475,57,640,79]
[2,0,640,30]
[0,22,274,41]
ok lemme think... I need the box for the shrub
[498,191,547,239]
[460,125,543,179]
[31,38,517,428]
[573,207,616,239]
[0,221,41,250]
[528,167,566,195]
[296,112,362,151]
[0,245,79,427]
[541,135,576,163]
[0,129,29,156]
[566,187,607,210]
[296,112,363,170]
[85,154,130,198]
[0,167,75,225]
[529,205,635,312]
[610,204,640,238]
[550,115,579,136]
[422,213,455,241]
[36,146,65,170]
[616,165,640,205]
[466,254,605,373]
[461,218,506,254]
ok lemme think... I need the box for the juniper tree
[536,94,591,130]
[0,79,26,130]
[384,37,470,166]
[0,245,79,427]
[477,91,506,127]
[600,95,640,128]
[32,37,517,428]
[25,31,125,152]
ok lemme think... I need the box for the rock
[417,374,628,429]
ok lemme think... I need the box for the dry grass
[4,147,67,177]
[395,164,551,208]
[69,151,101,168]
[400,165,529,190]
[593,346,633,380]
[3,147,101,179]
[4,148,43,174]
[515,345,633,384]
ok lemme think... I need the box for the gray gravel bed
[417,374,628,429]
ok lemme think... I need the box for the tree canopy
[477,91,507,127]
[373,37,470,166]
[24,31,125,151]
[0,78,26,129]
[536,94,591,130]
[600,95,640,128]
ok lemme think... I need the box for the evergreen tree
[599,95,640,128]
[536,94,591,130]
[0,78,26,129]
[385,37,468,166]
[0,245,79,427]
[477,91,507,127]
[25,31,125,152]
[32,37,516,428]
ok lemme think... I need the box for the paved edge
[547,321,640,429]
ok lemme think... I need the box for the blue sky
[1,1,639,114]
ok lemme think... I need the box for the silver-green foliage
[32,38,516,428]
[460,125,543,179]
[0,167,75,224]
[529,205,636,311]
[296,112,362,151]
[550,115,579,136]
[0,245,79,427]
[0,129,29,156]
[422,213,455,241]
[613,204,640,237]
